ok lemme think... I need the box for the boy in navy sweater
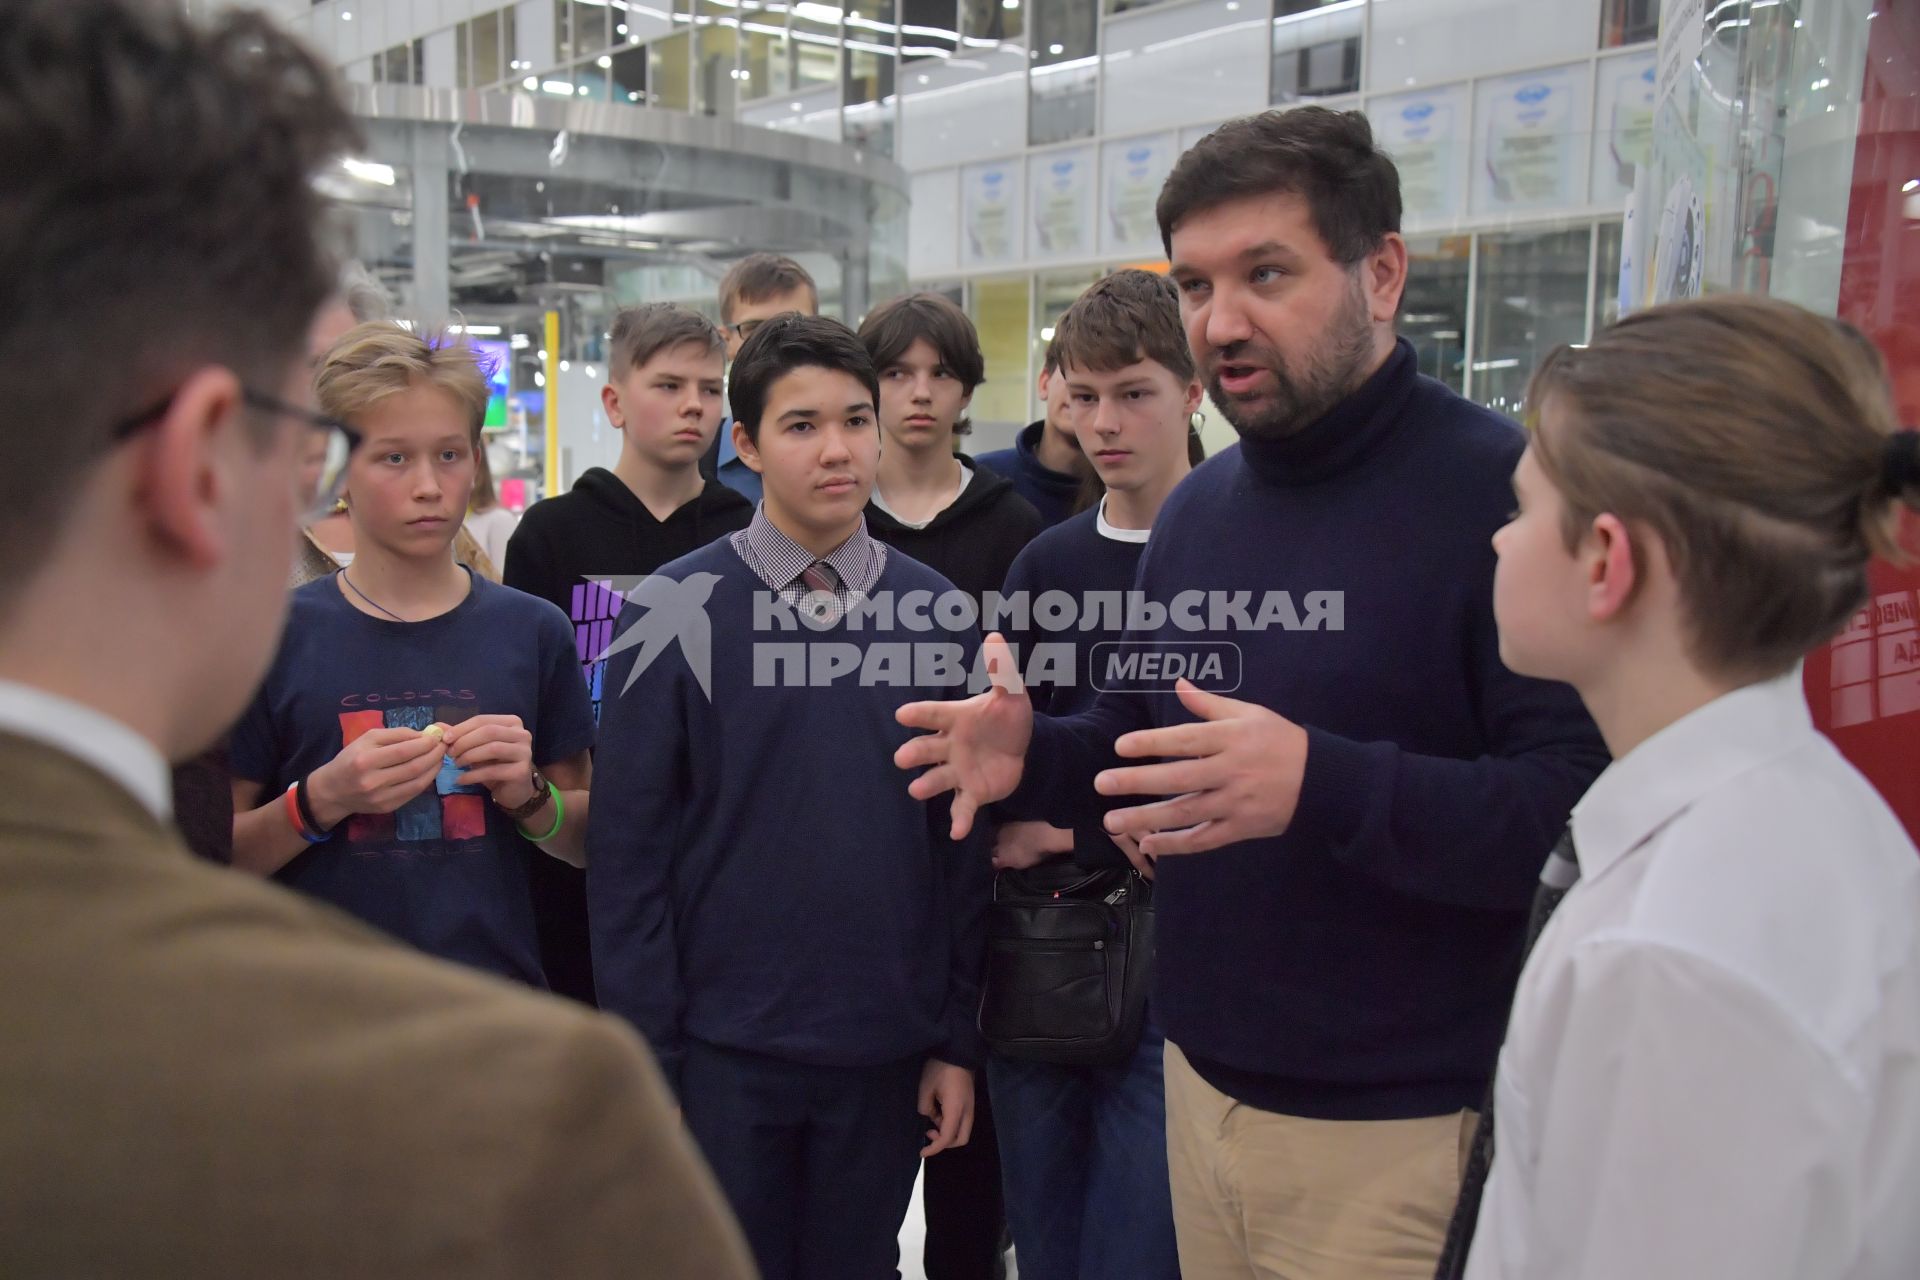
[588,314,990,1280]
[897,108,1608,1278]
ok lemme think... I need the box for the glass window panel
[472,11,503,85]
[1034,267,1103,391]
[1400,234,1470,394]
[577,62,612,100]
[695,1,741,117]
[963,0,1022,43]
[1369,0,1600,91]
[900,39,1027,167]
[1272,0,1361,103]
[611,44,649,104]
[1592,218,1623,337]
[501,8,518,77]
[1105,0,1267,136]
[651,32,692,110]
[967,275,1033,431]
[1030,0,1097,145]
[557,3,609,62]
[1471,226,1593,417]
[456,22,472,87]
[738,3,791,101]
[412,38,425,87]
[791,1,841,93]
[846,0,897,105]
[901,0,959,63]
[1599,0,1658,48]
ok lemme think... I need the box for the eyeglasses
[111,386,362,525]
[727,312,802,341]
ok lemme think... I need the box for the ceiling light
[585,366,597,380]
[543,80,575,94]
[340,9,352,19]
[628,90,641,100]
[560,360,572,372]
[449,324,503,336]
[534,371,546,387]
[1905,180,1919,193]
[1048,42,1063,54]
[510,334,532,349]
[524,76,538,89]
[342,157,396,186]
[1003,0,1019,8]
[598,55,613,68]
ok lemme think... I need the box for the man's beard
[1207,277,1377,442]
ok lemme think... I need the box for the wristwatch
[501,768,551,823]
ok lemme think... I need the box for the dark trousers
[990,1024,1180,1280]
[682,1039,925,1280]
[922,1071,1008,1280]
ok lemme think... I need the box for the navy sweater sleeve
[1290,588,1607,911]
[998,527,1135,871]
[929,655,992,1071]
[584,599,693,1086]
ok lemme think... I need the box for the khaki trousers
[1164,1041,1475,1280]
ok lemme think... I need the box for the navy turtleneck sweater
[1010,338,1609,1120]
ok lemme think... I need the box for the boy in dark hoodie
[973,349,1087,529]
[860,291,1033,1280]
[504,302,752,1002]
[861,293,1042,621]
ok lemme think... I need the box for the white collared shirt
[1467,667,1920,1279]
[0,679,171,820]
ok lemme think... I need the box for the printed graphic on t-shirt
[337,691,488,847]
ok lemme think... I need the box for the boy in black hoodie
[504,302,752,1002]
[859,292,1034,1280]
[860,293,1043,614]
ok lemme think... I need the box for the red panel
[1804,4,1920,842]
[441,793,489,842]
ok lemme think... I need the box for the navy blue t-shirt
[231,571,596,986]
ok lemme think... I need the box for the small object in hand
[421,723,448,741]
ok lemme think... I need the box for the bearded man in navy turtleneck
[897,106,1609,1280]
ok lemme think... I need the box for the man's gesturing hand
[1096,680,1310,857]
[894,632,1032,840]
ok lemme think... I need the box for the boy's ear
[1184,379,1205,416]
[1587,512,1641,623]
[600,381,623,428]
[732,419,764,475]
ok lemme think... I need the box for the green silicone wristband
[517,782,564,843]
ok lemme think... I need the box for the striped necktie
[1434,826,1582,1280]
[800,560,839,595]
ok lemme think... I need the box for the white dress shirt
[1468,667,1920,1280]
[0,679,171,820]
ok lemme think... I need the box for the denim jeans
[989,1023,1181,1280]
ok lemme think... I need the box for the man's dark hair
[718,253,819,324]
[1155,106,1401,264]
[609,303,725,376]
[0,0,357,608]
[856,292,986,437]
[729,313,880,444]
[1051,270,1195,384]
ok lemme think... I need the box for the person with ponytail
[1449,294,1920,1279]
